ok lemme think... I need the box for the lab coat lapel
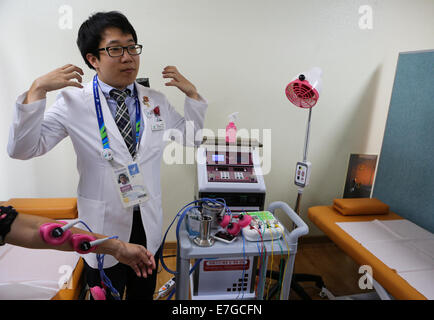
[135,82,152,156]
[84,80,132,165]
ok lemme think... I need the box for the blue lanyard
[93,74,141,154]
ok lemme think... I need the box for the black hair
[118,173,129,184]
[77,11,138,70]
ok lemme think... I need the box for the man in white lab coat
[7,11,208,299]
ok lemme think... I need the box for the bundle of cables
[158,198,231,300]
[75,220,121,300]
[247,217,290,300]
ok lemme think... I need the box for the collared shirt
[97,79,144,145]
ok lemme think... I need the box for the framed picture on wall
[343,154,378,198]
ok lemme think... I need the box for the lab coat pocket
[148,128,165,150]
[77,195,106,234]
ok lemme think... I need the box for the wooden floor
[154,238,375,300]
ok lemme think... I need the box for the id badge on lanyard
[93,74,149,208]
[114,163,148,208]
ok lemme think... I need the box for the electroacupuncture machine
[186,137,272,299]
[196,137,266,213]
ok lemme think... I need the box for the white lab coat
[7,80,208,268]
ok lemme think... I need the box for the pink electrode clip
[217,215,231,228]
[39,221,72,245]
[71,234,98,254]
[90,286,107,300]
[237,214,252,228]
[227,222,241,236]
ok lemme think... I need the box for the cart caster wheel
[319,288,328,299]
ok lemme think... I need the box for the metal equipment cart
[175,201,309,300]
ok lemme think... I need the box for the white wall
[1,0,433,240]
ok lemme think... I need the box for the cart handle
[267,201,309,244]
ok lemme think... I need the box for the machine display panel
[212,154,225,162]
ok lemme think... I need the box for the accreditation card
[113,162,149,208]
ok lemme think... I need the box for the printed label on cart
[203,259,250,271]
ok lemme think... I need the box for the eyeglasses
[97,44,143,57]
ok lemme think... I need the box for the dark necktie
[109,88,136,157]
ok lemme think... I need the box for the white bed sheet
[336,219,434,299]
[0,244,79,300]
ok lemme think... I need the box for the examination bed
[308,200,433,300]
[0,198,84,300]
